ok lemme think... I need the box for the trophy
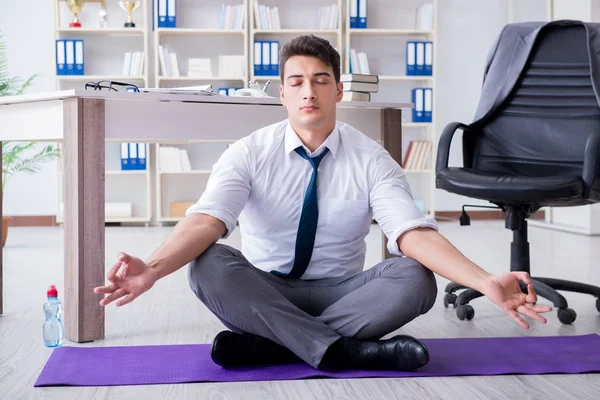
[119,1,141,28]
[66,0,85,28]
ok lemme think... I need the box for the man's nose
[302,82,317,100]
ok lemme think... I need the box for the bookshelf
[153,0,250,90]
[345,0,437,218]
[53,0,152,224]
[249,0,344,94]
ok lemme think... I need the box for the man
[94,35,552,371]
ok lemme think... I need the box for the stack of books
[402,140,432,171]
[315,4,339,29]
[341,74,378,102]
[253,1,281,29]
[158,45,180,77]
[159,146,192,172]
[123,51,145,77]
[219,4,245,29]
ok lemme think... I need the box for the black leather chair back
[468,24,600,179]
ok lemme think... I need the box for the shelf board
[159,170,212,175]
[253,29,339,35]
[56,28,145,36]
[349,29,434,36]
[403,122,433,128]
[157,28,245,36]
[251,75,281,81]
[56,75,146,81]
[378,75,434,81]
[106,170,148,176]
[405,170,432,174]
[158,76,246,82]
[57,216,150,224]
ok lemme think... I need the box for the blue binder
[415,42,425,76]
[412,88,424,123]
[74,40,84,76]
[350,0,358,28]
[158,0,167,27]
[424,88,433,122]
[56,40,66,76]
[358,0,367,29]
[65,40,75,75]
[137,143,147,170]
[167,0,177,27]
[406,41,416,76]
[270,41,279,76]
[425,41,433,76]
[254,41,262,76]
[120,143,130,170]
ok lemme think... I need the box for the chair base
[443,205,600,325]
[443,278,600,325]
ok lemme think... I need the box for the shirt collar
[284,121,340,159]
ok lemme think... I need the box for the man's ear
[336,81,343,103]
[279,83,286,107]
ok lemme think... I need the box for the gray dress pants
[188,243,437,369]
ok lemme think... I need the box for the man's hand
[93,252,158,307]
[480,272,553,329]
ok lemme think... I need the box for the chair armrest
[582,131,600,196]
[435,122,477,176]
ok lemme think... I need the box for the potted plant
[1,31,60,246]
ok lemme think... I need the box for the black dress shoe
[319,335,429,371]
[210,331,300,368]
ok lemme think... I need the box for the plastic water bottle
[42,285,64,348]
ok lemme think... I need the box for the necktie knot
[295,146,329,169]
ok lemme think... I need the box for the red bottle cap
[47,285,58,298]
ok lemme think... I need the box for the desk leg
[381,109,403,260]
[63,98,105,342]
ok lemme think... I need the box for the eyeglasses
[84,80,140,92]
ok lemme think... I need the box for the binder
[128,143,138,169]
[425,41,433,76]
[262,41,270,76]
[158,0,167,27]
[120,143,129,170]
[137,143,147,170]
[167,0,176,27]
[406,41,416,76]
[56,40,66,76]
[350,0,358,28]
[227,87,236,96]
[254,41,262,76]
[218,88,228,95]
[358,0,367,29]
[415,41,425,75]
[412,88,424,122]
[424,88,433,122]
[65,40,75,75]
[74,40,84,75]
[270,41,279,76]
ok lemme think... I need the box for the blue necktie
[273,146,330,279]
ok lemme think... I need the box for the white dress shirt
[186,119,438,279]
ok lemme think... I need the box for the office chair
[435,21,600,325]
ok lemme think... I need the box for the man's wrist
[146,258,165,281]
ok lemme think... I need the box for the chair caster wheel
[444,293,457,308]
[456,304,475,321]
[558,308,577,325]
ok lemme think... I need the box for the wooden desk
[0,90,410,342]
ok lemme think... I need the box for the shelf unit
[53,0,152,224]
[249,0,344,90]
[153,1,249,89]
[344,0,437,218]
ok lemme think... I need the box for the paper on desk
[141,85,216,96]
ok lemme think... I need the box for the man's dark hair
[279,35,341,83]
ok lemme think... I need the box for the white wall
[0,0,59,216]
[433,0,510,211]
[1,0,556,215]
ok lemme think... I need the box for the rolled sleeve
[186,140,252,238]
[369,148,438,256]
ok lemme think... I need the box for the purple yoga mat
[34,334,600,387]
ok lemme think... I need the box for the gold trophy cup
[119,1,141,28]
[66,0,85,28]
